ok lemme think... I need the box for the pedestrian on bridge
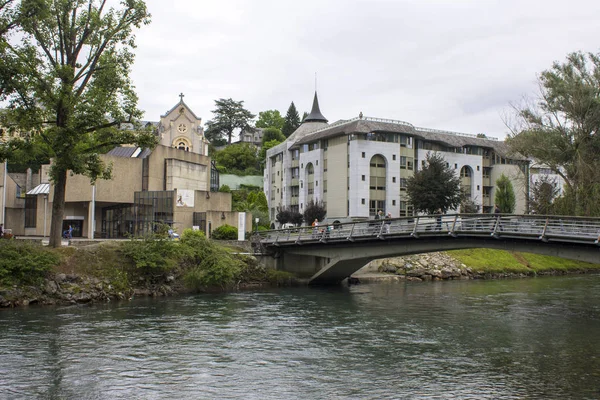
[312,219,320,238]
[384,213,392,234]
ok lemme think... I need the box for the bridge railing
[254,214,600,246]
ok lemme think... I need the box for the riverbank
[0,231,297,308]
[2,234,600,307]
[353,249,600,282]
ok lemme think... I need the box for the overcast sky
[130,0,600,139]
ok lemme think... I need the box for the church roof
[304,92,328,123]
[161,95,202,120]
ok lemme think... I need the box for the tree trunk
[48,168,67,247]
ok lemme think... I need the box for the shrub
[266,269,297,286]
[219,184,231,193]
[179,229,243,289]
[0,241,60,285]
[120,234,179,274]
[211,224,238,240]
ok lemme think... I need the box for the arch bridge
[253,214,600,285]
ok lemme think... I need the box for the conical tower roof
[304,91,328,123]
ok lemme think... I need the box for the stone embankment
[0,272,183,308]
[354,252,528,282]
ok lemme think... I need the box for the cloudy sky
[130,0,600,139]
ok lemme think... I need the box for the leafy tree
[204,98,255,145]
[261,127,285,144]
[495,174,516,213]
[282,102,301,137]
[258,139,282,165]
[234,191,269,228]
[529,175,560,215]
[212,143,260,175]
[256,109,285,130]
[506,51,600,216]
[460,196,480,214]
[303,199,326,225]
[406,152,462,214]
[0,0,17,38]
[276,207,303,226]
[0,0,154,247]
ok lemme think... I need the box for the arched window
[460,166,474,198]
[306,163,315,202]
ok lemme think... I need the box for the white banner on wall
[238,212,246,241]
[176,189,194,207]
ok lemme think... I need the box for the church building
[1,96,251,239]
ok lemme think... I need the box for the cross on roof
[179,92,184,101]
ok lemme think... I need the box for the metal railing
[254,214,600,247]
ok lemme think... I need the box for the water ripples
[2,275,600,399]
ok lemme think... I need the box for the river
[1,274,600,399]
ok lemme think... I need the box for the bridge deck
[255,214,600,248]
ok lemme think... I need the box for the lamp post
[255,217,259,233]
[43,194,48,238]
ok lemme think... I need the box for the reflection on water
[1,275,600,399]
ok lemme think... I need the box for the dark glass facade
[210,160,219,192]
[101,191,174,238]
[24,195,37,228]
[193,212,206,232]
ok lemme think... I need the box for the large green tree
[494,174,516,213]
[212,143,260,175]
[0,0,16,38]
[0,0,154,247]
[406,152,462,214]
[204,98,255,145]
[282,102,301,137]
[255,109,284,130]
[529,175,560,215]
[261,127,285,144]
[258,138,281,166]
[507,51,600,216]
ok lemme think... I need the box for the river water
[2,275,600,399]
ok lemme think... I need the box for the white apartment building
[265,92,529,225]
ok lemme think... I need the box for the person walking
[384,213,392,234]
[311,219,319,238]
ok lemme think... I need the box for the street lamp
[43,194,48,238]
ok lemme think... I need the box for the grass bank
[447,249,600,275]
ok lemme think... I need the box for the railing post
[491,215,500,238]
[411,217,420,238]
[449,215,458,237]
[346,222,356,241]
[376,221,385,239]
[294,228,303,244]
[320,226,328,242]
[539,218,549,242]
